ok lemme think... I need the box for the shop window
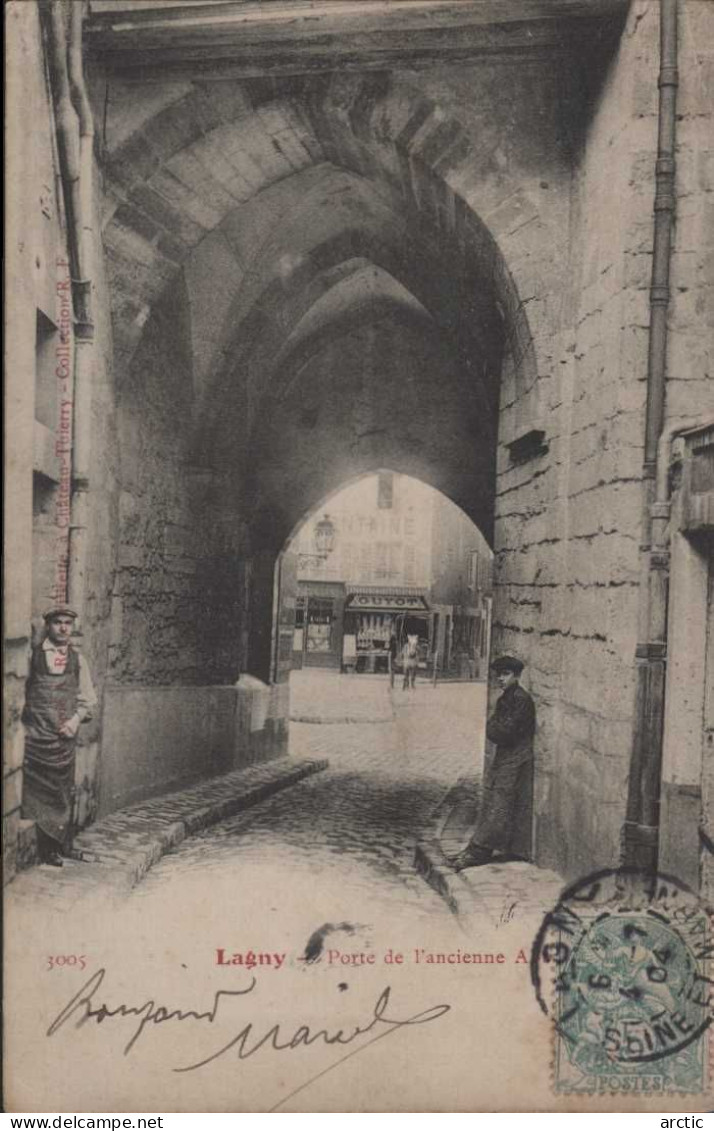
[307,597,334,624]
[306,596,334,653]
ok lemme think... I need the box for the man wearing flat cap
[22,606,97,866]
[449,655,535,870]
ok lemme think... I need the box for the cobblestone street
[7,671,565,930]
[6,672,566,1114]
[133,672,487,923]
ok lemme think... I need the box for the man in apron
[22,605,97,866]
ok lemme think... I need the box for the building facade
[291,472,434,671]
[293,472,433,589]
[291,472,492,674]
[429,492,494,679]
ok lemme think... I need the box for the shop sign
[346,593,428,611]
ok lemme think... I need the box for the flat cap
[490,654,524,675]
[43,605,79,621]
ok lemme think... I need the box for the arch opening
[102,71,543,838]
[273,471,494,804]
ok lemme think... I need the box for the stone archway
[96,59,577,824]
[99,69,556,679]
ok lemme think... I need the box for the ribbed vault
[101,73,545,537]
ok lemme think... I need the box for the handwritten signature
[47,969,451,1109]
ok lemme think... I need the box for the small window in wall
[35,309,59,431]
[377,471,394,509]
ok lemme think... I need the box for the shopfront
[343,588,431,673]
[292,581,346,670]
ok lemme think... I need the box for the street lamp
[298,513,337,569]
[314,513,336,557]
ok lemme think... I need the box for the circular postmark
[531,868,714,1078]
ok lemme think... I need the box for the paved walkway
[7,756,326,904]
[289,668,395,723]
[7,672,565,924]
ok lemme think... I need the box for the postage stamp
[531,868,714,1095]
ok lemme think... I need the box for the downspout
[44,0,95,621]
[66,0,95,624]
[623,0,679,872]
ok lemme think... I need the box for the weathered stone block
[99,685,237,817]
[3,712,26,773]
[2,768,22,816]
[2,811,19,885]
[165,147,238,219]
[15,819,37,872]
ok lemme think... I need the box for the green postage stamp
[532,868,713,1096]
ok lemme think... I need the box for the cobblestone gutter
[415,775,564,927]
[15,758,328,896]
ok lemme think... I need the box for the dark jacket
[485,682,535,764]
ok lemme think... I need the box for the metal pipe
[66,0,94,623]
[44,0,95,621]
[623,0,679,872]
[44,2,80,281]
[644,0,679,473]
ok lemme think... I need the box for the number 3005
[47,954,87,970]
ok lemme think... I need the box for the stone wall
[98,677,288,816]
[3,2,119,873]
[110,279,203,684]
[98,685,236,814]
[661,0,714,897]
[5,1,54,879]
[666,0,714,427]
[6,1,712,883]
[493,1,661,877]
[4,3,119,875]
[492,0,713,878]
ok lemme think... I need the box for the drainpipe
[44,0,95,622]
[66,0,95,624]
[623,0,679,872]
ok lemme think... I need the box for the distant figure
[448,655,535,869]
[402,634,419,691]
[388,633,398,688]
[22,606,97,867]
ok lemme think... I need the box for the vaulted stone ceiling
[91,2,624,546]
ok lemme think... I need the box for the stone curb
[415,838,566,928]
[414,838,475,920]
[73,757,329,890]
[290,714,393,725]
